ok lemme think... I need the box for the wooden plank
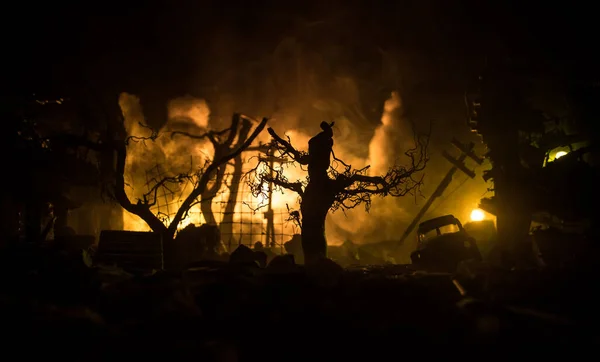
[99,230,162,244]
[100,239,160,244]
[98,232,162,251]
[96,230,163,270]
[97,261,161,269]
[97,244,162,253]
[95,250,162,258]
[97,251,162,258]
[95,255,162,268]
[95,253,161,260]
[95,258,161,266]
[98,239,162,246]
[100,230,161,237]
[98,254,161,260]
[98,244,162,251]
[99,238,162,245]
[451,138,484,165]
[97,245,161,252]
[442,151,476,179]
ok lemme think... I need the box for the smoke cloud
[119,93,215,231]
[325,91,418,251]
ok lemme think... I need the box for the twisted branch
[267,127,310,165]
[248,121,430,216]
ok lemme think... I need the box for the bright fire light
[470,208,485,222]
[555,151,568,159]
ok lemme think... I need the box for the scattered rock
[266,254,297,273]
[254,251,268,268]
[229,245,259,267]
[305,258,344,286]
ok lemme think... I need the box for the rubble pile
[0,244,597,361]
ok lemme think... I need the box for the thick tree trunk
[300,213,328,264]
[200,163,228,226]
[220,155,243,250]
[200,201,216,225]
[299,122,336,264]
[300,178,336,264]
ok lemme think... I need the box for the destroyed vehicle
[410,215,481,271]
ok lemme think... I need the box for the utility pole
[397,138,484,246]
[259,145,288,248]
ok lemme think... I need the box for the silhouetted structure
[466,60,598,262]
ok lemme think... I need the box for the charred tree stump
[300,122,335,263]
[220,154,243,250]
[300,181,337,263]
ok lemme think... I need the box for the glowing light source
[470,209,485,222]
[555,151,568,159]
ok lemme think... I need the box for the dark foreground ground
[1,245,599,361]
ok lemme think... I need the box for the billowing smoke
[326,92,418,252]
[119,93,214,231]
[167,96,210,129]
[368,91,407,176]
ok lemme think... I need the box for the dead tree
[57,112,267,243]
[172,114,255,226]
[173,114,262,249]
[139,115,267,241]
[248,122,429,264]
[221,151,245,246]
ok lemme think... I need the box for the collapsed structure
[465,59,598,265]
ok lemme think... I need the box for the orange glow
[118,94,310,245]
[115,91,474,251]
[470,208,485,222]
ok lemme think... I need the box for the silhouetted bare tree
[248,122,429,264]
[58,110,267,243]
[171,114,256,227]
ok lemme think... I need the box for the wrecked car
[410,214,481,271]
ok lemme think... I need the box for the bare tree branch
[166,117,269,235]
[47,120,168,233]
[267,127,310,165]
[199,115,254,224]
[171,128,229,147]
[245,148,305,213]
[126,122,158,145]
[329,122,430,211]
[248,121,430,218]
[142,173,193,207]
[54,109,268,239]
[170,113,262,147]
[112,141,168,233]
[262,173,305,197]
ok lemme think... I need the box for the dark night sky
[2,0,598,143]
[4,1,597,160]
[6,1,597,92]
